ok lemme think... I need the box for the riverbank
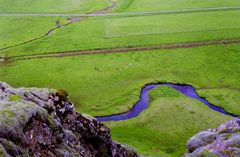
[96,83,237,122]
[106,85,231,156]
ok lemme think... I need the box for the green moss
[232,128,240,133]
[219,129,229,134]
[224,133,233,140]
[0,109,14,118]
[9,94,21,102]
[45,114,58,131]
[222,149,235,156]
[56,89,69,101]
[0,109,15,125]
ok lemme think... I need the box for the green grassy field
[1,44,238,156]
[0,16,68,49]
[1,9,240,57]
[0,0,110,52]
[197,89,240,116]
[0,0,109,13]
[105,10,240,38]
[2,0,240,57]
[1,0,240,156]
[113,0,240,12]
[1,44,239,116]
[106,86,231,156]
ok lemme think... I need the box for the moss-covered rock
[184,117,240,157]
[0,82,138,157]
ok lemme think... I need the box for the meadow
[2,9,240,57]
[1,0,240,156]
[106,86,231,156]
[114,0,240,12]
[1,44,240,157]
[0,16,67,49]
[0,0,109,13]
[1,44,240,116]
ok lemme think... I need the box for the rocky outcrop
[184,117,240,157]
[0,82,138,157]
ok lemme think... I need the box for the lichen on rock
[0,82,139,157]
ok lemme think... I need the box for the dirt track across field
[7,38,240,61]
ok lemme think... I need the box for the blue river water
[95,83,237,122]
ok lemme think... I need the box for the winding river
[95,83,237,122]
